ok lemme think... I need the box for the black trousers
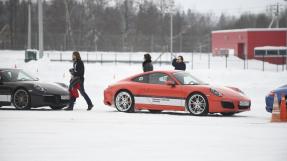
[68,77,93,108]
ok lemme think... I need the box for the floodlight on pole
[27,0,31,49]
[169,0,175,61]
[38,0,44,58]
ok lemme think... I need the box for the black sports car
[0,68,70,110]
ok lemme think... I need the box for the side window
[1,71,12,82]
[148,73,171,85]
[132,74,148,83]
[17,72,31,81]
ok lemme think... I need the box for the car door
[0,71,12,106]
[134,72,185,111]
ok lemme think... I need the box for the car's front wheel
[187,93,208,116]
[114,91,134,113]
[12,89,30,110]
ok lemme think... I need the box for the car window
[173,72,205,85]
[148,73,171,85]
[1,71,12,82]
[132,74,148,83]
[17,72,34,81]
[0,70,37,82]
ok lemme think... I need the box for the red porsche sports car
[104,70,251,116]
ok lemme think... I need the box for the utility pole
[64,0,75,50]
[170,12,173,60]
[38,0,43,57]
[284,0,287,70]
[169,0,175,61]
[276,3,279,28]
[27,0,31,49]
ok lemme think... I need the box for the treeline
[0,0,286,52]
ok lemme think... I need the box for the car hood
[215,86,247,98]
[184,84,248,99]
[19,81,69,95]
[274,87,287,94]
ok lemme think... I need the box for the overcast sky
[174,0,286,16]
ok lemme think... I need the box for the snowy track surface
[1,51,287,161]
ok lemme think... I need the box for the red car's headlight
[210,88,222,97]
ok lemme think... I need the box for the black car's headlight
[210,88,222,97]
[33,84,47,93]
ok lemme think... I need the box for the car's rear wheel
[114,91,134,113]
[221,112,235,116]
[187,93,208,116]
[13,89,30,110]
[50,105,66,110]
[149,110,162,113]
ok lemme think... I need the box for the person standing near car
[172,55,186,71]
[65,51,94,111]
[142,53,153,72]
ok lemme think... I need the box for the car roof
[0,68,21,71]
[142,70,178,74]
[123,70,185,81]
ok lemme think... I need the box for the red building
[211,28,287,64]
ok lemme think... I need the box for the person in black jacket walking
[172,55,186,71]
[142,53,153,72]
[65,51,94,111]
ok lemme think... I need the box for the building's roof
[212,28,287,34]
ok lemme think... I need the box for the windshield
[0,69,38,82]
[172,72,205,85]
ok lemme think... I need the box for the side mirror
[165,80,176,87]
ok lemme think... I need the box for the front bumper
[29,91,70,107]
[209,97,251,113]
[103,89,113,106]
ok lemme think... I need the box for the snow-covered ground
[0,50,287,161]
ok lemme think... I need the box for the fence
[47,51,287,72]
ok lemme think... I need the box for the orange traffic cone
[271,94,281,122]
[280,94,287,122]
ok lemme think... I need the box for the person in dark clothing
[142,53,153,72]
[65,51,94,111]
[172,55,186,71]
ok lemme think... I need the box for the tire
[50,105,66,110]
[221,112,235,116]
[149,110,162,113]
[186,93,208,116]
[114,90,135,113]
[12,88,31,110]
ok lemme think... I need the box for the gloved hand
[69,68,75,75]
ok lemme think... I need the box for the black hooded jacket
[142,60,153,72]
[71,60,85,78]
[172,58,186,71]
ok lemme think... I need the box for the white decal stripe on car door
[0,95,11,102]
[135,96,185,107]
